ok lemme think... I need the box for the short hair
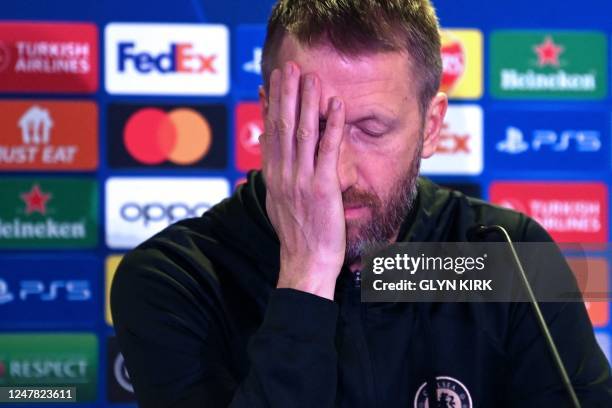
[261,0,443,117]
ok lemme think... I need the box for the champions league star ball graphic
[414,376,472,408]
[440,32,466,94]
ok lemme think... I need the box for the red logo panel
[235,102,263,172]
[489,182,608,242]
[567,257,609,328]
[0,22,98,93]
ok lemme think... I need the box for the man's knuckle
[264,118,276,134]
[296,126,311,142]
[319,139,336,154]
[277,118,291,134]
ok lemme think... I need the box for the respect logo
[0,334,98,401]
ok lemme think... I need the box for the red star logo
[534,36,564,67]
[20,184,52,215]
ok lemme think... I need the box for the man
[111,0,612,407]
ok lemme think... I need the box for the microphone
[467,224,581,408]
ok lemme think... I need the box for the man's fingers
[278,62,300,176]
[295,73,320,177]
[315,97,345,180]
[262,68,282,179]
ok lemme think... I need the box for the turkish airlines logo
[105,23,228,95]
[490,182,609,242]
[124,108,212,165]
[420,105,482,175]
[0,22,98,93]
[0,41,10,72]
[105,177,230,249]
[566,257,609,327]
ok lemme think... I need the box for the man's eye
[361,128,385,138]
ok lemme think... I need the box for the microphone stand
[471,224,581,408]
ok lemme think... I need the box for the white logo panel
[105,23,229,95]
[420,104,483,175]
[105,177,230,249]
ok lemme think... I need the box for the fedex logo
[436,126,470,154]
[105,23,229,95]
[117,42,216,74]
[420,104,482,175]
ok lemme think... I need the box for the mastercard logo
[123,108,212,165]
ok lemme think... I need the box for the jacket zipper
[350,270,378,407]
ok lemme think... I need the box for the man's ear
[259,85,268,116]
[421,92,448,159]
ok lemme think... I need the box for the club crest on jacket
[414,376,472,408]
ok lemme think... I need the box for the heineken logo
[534,36,563,67]
[20,184,51,215]
[0,179,97,248]
[490,31,607,99]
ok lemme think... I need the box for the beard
[343,141,422,266]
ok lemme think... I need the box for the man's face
[264,35,446,264]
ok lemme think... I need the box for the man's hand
[261,61,346,300]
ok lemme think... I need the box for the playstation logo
[496,127,529,154]
[242,47,262,75]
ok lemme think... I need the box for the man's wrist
[277,260,341,300]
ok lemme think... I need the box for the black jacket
[111,171,612,407]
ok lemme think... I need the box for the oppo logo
[120,202,211,225]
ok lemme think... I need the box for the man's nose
[337,132,357,192]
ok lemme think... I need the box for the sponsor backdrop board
[1,0,612,406]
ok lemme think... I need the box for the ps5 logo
[497,127,601,154]
[242,47,262,75]
[0,279,14,304]
[0,279,91,304]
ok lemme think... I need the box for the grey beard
[344,151,422,266]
